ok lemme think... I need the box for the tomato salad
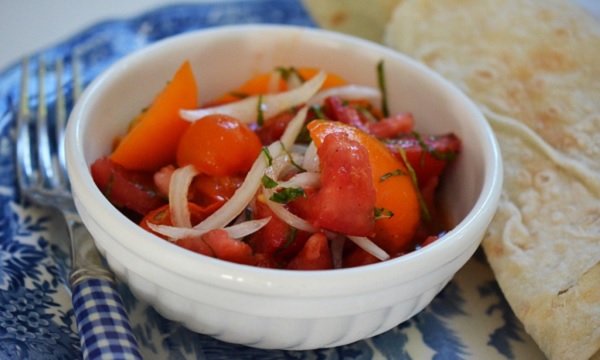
[91,61,460,270]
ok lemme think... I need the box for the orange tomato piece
[307,120,421,255]
[111,61,198,171]
[176,114,262,176]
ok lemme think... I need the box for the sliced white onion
[261,153,319,233]
[287,70,303,89]
[263,155,321,233]
[291,143,308,153]
[147,222,201,241]
[186,106,309,234]
[168,164,199,228]
[267,70,281,94]
[222,217,271,239]
[307,85,381,108]
[180,71,326,124]
[347,236,390,261]
[272,152,305,181]
[279,106,309,148]
[302,141,320,173]
[147,217,271,241]
[262,193,317,233]
[277,172,321,189]
[266,151,292,179]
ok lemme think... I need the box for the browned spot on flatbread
[485,240,504,257]
[554,27,569,37]
[530,48,574,72]
[513,65,535,83]
[329,11,349,26]
[536,8,555,22]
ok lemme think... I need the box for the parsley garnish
[354,104,378,123]
[276,227,298,254]
[374,207,394,220]
[397,147,432,222]
[261,146,273,166]
[276,66,304,83]
[257,94,265,126]
[377,60,390,117]
[413,131,457,162]
[104,174,115,197]
[311,104,327,119]
[296,125,313,144]
[380,169,407,182]
[269,187,306,204]
[280,142,307,173]
[229,91,249,99]
[261,175,278,189]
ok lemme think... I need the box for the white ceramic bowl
[65,24,502,350]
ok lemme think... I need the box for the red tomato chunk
[292,132,376,237]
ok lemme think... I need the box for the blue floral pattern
[0,199,80,358]
[0,1,546,358]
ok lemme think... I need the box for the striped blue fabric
[72,278,142,360]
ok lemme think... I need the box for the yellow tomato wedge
[111,61,198,171]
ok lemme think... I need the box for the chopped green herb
[129,177,159,197]
[244,207,253,221]
[201,238,217,258]
[104,174,115,197]
[280,142,307,173]
[374,207,394,220]
[257,94,265,126]
[277,227,298,254]
[262,146,273,166]
[377,60,390,117]
[380,169,407,182]
[295,125,313,144]
[261,175,278,189]
[269,187,306,204]
[276,66,304,83]
[241,208,254,243]
[413,131,457,162]
[311,104,328,119]
[354,104,378,123]
[229,91,249,99]
[397,147,432,222]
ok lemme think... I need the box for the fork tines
[17,57,78,206]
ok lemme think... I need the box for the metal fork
[16,57,142,360]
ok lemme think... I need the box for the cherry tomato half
[176,114,262,176]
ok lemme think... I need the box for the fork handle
[65,214,142,360]
[72,276,143,360]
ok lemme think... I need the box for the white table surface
[0,0,213,70]
[1,0,599,71]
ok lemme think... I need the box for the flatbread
[302,0,402,42]
[384,0,600,359]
